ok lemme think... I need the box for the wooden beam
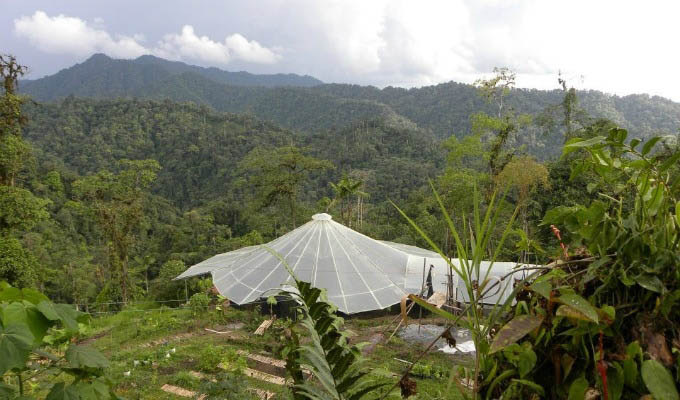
[160,384,206,399]
[254,318,275,335]
[243,367,289,385]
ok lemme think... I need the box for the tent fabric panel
[255,267,293,298]
[215,280,252,305]
[346,293,381,313]
[314,270,342,297]
[380,241,441,258]
[372,286,406,307]
[335,225,407,277]
[175,265,214,279]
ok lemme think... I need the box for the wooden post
[184,280,188,303]
[418,258,425,333]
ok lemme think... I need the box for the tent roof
[176,213,542,312]
[177,213,425,314]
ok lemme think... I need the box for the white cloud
[14,11,147,58]
[224,33,280,64]
[155,25,231,64]
[272,0,680,99]
[11,2,680,100]
[154,26,279,65]
[14,11,280,66]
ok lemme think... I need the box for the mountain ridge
[19,53,323,96]
[18,54,680,158]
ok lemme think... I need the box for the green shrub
[198,372,259,400]
[410,363,449,379]
[220,348,247,374]
[189,292,210,314]
[171,371,200,390]
[153,260,187,300]
[197,345,224,372]
[482,130,680,399]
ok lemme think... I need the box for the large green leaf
[563,136,605,155]
[0,324,33,374]
[641,136,661,156]
[1,303,51,344]
[74,379,112,400]
[36,302,83,332]
[567,376,588,400]
[0,287,49,304]
[510,379,544,396]
[45,383,81,400]
[489,314,543,354]
[635,274,665,293]
[529,279,552,299]
[556,305,595,322]
[65,345,110,369]
[555,293,598,323]
[607,362,624,400]
[502,344,536,379]
[641,360,679,400]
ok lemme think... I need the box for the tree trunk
[290,196,297,228]
[347,200,353,228]
[121,253,129,303]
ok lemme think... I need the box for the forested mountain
[23,98,442,209]
[19,55,680,159]
[10,97,442,303]
[19,53,322,100]
[7,54,680,310]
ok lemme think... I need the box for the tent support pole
[386,301,415,343]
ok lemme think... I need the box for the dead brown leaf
[399,375,417,398]
[646,332,673,367]
[441,328,456,347]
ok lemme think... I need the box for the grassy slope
[79,303,465,399]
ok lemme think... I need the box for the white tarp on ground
[175,213,539,313]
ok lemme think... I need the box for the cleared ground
[79,302,468,399]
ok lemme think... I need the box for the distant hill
[23,98,441,208]
[19,54,680,158]
[130,72,409,134]
[19,53,323,99]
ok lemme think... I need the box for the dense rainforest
[21,54,680,158]
[3,55,679,308]
[10,95,445,305]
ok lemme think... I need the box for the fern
[281,279,393,400]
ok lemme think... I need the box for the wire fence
[72,296,297,317]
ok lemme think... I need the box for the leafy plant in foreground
[522,128,679,399]
[280,269,394,400]
[394,184,541,398]
[396,127,680,399]
[0,282,117,399]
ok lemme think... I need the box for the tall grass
[392,182,543,397]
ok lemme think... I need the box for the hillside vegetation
[20,54,680,158]
[2,54,680,399]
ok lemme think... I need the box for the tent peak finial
[312,213,332,221]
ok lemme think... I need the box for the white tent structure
[175,213,538,313]
[379,242,536,305]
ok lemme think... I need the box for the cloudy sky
[3,1,680,100]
